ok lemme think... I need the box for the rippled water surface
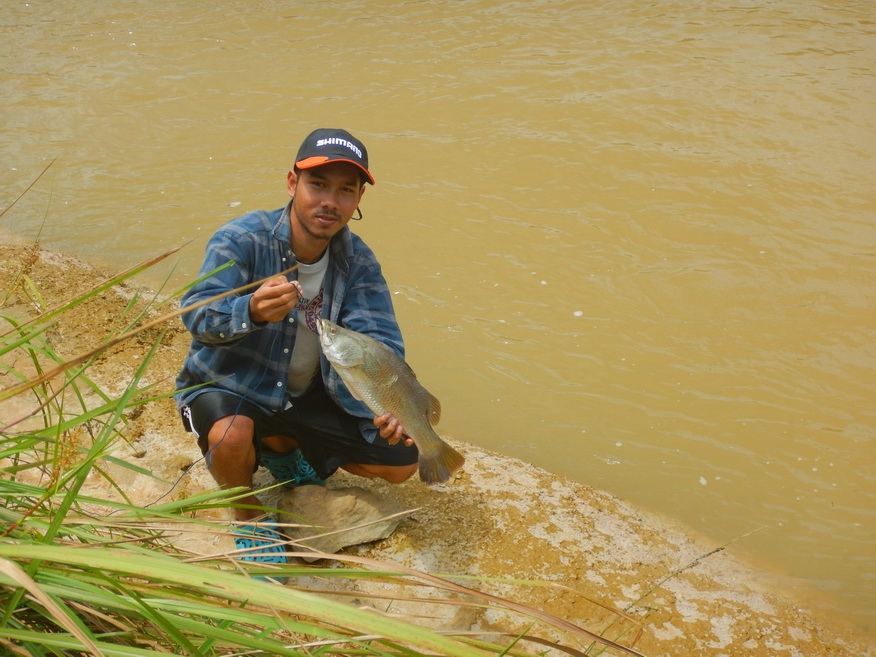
[2,0,874,635]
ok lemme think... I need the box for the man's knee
[384,463,418,483]
[344,462,418,484]
[207,415,255,455]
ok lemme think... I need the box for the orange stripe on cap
[296,156,329,168]
[295,156,375,185]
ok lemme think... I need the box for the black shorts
[179,382,418,480]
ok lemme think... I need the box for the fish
[316,318,464,484]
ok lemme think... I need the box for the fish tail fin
[418,442,465,484]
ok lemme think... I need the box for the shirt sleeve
[180,228,258,345]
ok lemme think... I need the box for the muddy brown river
[2,0,874,637]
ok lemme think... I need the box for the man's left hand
[373,413,414,447]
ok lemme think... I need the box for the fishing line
[144,261,297,509]
[144,335,284,508]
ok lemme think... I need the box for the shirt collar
[272,200,294,244]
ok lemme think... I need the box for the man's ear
[287,169,298,197]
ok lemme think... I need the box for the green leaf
[0,543,492,657]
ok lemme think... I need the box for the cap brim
[295,156,375,185]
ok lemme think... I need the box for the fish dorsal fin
[396,354,440,424]
[376,341,421,385]
[399,359,418,380]
[370,337,441,424]
[427,393,441,425]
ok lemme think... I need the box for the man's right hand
[249,276,301,323]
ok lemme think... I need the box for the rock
[276,484,409,562]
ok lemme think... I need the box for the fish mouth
[316,319,338,353]
[316,318,332,342]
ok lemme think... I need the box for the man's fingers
[373,414,413,446]
[381,418,399,439]
[373,413,391,428]
[250,277,301,323]
[263,276,286,287]
[259,279,298,299]
[263,291,298,308]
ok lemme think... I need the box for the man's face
[287,163,365,247]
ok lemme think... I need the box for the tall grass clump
[0,240,643,657]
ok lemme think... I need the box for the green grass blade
[0,158,56,219]
[166,259,235,299]
[0,318,58,359]
[0,628,166,657]
[119,586,199,657]
[0,263,299,402]
[0,246,184,343]
[0,543,493,657]
[0,558,103,656]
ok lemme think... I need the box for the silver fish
[317,318,464,484]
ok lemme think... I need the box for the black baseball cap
[294,128,375,185]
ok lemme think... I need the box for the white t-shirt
[286,250,328,397]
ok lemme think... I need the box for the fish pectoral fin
[427,393,441,425]
[341,379,366,403]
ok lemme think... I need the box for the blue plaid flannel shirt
[175,203,404,443]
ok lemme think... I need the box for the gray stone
[276,484,408,562]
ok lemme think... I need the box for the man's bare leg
[342,462,418,484]
[261,434,298,454]
[206,416,303,521]
[206,415,261,521]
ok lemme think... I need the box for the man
[176,128,417,564]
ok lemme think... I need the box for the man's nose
[318,189,339,207]
[320,197,338,213]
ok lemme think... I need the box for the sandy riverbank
[1,239,871,656]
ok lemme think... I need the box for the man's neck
[290,227,329,263]
[294,244,328,264]
[288,210,329,263]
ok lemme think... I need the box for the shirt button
[241,322,247,329]
[283,348,289,354]
[219,332,225,338]
[288,317,295,324]
[282,257,287,262]
[276,381,283,387]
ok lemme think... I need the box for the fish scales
[317,318,464,483]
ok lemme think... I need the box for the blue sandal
[233,523,287,565]
[259,448,325,488]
